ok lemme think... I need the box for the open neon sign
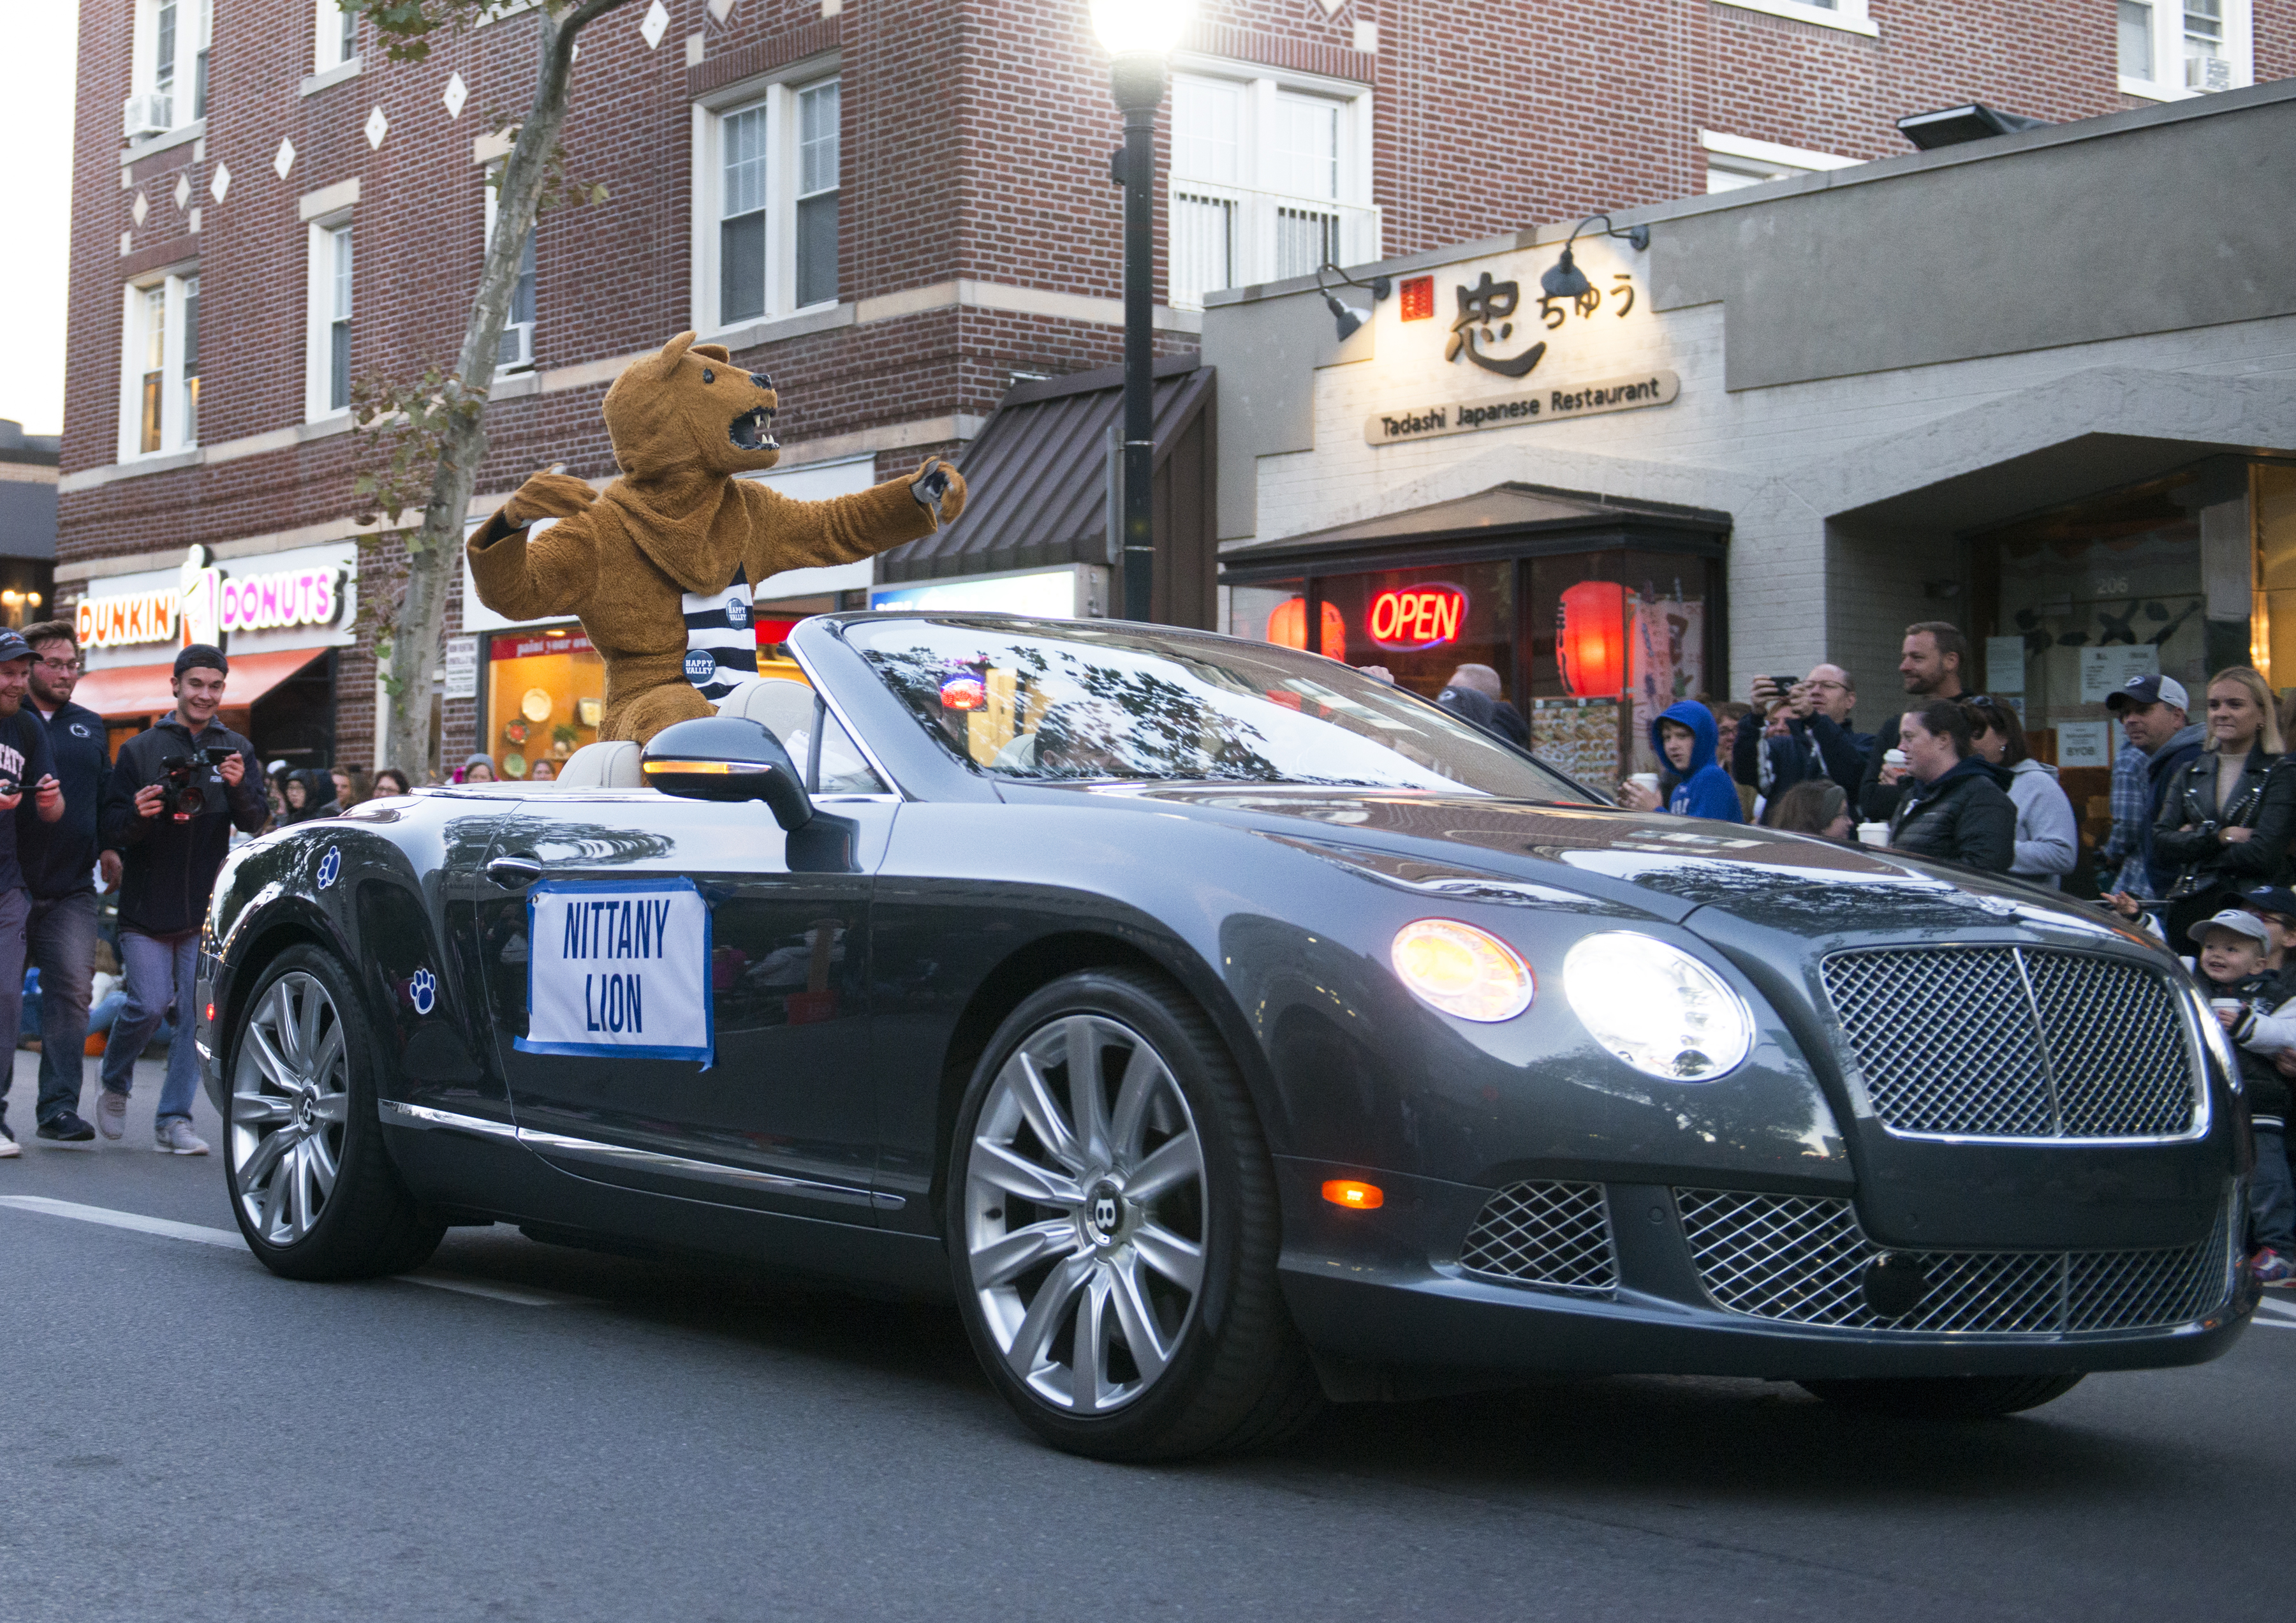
[1367,584,1469,651]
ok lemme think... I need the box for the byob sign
[518,878,714,1065]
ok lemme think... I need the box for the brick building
[57,0,2287,778]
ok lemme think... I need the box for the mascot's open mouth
[729,406,778,452]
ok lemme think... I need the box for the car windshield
[843,616,1598,799]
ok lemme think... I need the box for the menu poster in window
[2054,719,2116,769]
[2078,644,2158,702]
[1531,697,1628,787]
[441,637,478,701]
[1983,636,2027,694]
[1628,589,1704,766]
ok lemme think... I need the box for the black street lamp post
[1109,54,1163,623]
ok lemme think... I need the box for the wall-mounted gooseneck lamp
[1317,262,1394,341]
[1540,214,1652,302]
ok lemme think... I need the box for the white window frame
[1711,0,1877,37]
[688,56,842,341]
[126,0,212,138]
[2117,0,2252,100]
[483,170,538,372]
[1165,54,1377,310]
[1700,130,1862,193]
[315,0,358,73]
[117,267,201,461]
[305,216,355,422]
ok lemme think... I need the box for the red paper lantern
[1557,581,1628,697]
[1266,597,1347,660]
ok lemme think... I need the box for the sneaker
[154,1118,208,1157]
[2255,1248,2296,1288]
[96,1090,126,1141]
[0,1125,17,1159]
[35,1111,95,1144]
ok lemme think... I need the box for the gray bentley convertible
[195,613,2256,1459]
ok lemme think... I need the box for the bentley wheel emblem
[1093,1194,1118,1233]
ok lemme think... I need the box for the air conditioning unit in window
[121,90,172,138]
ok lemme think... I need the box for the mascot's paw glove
[502,468,601,530]
[909,456,969,529]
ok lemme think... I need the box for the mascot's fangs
[467,330,966,745]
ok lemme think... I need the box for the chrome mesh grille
[1675,1188,2233,1336]
[1459,1180,1615,1296]
[1819,947,2198,1139]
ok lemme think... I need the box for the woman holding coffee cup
[1884,698,2015,870]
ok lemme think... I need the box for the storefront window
[486,628,605,778]
[2255,464,2296,690]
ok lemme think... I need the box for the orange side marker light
[1322,1179,1384,1210]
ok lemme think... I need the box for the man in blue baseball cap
[0,628,66,1158]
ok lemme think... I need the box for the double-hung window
[119,270,200,459]
[2118,0,2250,96]
[126,0,212,139]
[306,219,353,419]
[483,170,539,371]
[1167,61,1375,309]
[694,68,841,333]
[316,0,357,72]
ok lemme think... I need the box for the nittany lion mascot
[467,330,966,744]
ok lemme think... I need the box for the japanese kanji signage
[1371,244,1677,445]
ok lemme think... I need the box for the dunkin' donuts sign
[76,546,346,651]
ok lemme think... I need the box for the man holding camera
[0,630,66,1157]
[97,644,267,1154]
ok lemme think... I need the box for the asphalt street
[0,1049,2288,1623]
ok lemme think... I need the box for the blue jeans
[101,928,201,1126]
[27,889,96,1128]
[2253,1126,2295,1255]
[0,889,27,1132]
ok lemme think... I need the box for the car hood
[1024,784,2164,952]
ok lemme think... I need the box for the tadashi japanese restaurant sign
[1366,372,1680,445]
[1363,249,1682,445]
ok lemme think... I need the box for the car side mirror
[640,715,813,831]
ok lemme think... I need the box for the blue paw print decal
[316,847,341,889]
[409,967,436,1016]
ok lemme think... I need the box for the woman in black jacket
[1885,699,2015,871]
[2154,665,2295,942]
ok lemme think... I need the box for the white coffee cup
[1628,772,1659,796]
[1883,748,1908,767]
[1857,821,1891,847]
[2211,998,2242,1014]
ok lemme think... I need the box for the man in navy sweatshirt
[0,630,67,1157]
[18,621,110,1145]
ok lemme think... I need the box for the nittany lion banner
[517,877,714,1065]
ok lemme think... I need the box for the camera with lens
[158,746,233,821]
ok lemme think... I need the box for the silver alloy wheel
[228,970,351,1247]
[964,1013,1207,1414]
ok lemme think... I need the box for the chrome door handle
[485,854,544,887]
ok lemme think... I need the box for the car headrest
[551,740,647,789]
[712,676,815,746]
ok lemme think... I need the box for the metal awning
[1218,482,1731,581]
[876,354,1214,583]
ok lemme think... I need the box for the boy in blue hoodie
[1621,700,1744,821]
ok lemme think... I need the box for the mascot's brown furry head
[603,331,784,481]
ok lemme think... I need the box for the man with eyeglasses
[17,622,110,1145]
[1740,663,1870,803]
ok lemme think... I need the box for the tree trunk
[381,1,626,778]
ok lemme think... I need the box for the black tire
[946,968,1321,1460]
[1797,1372,2086,1418]
[222,944,445,1280]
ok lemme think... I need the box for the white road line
[0,1194,577,1307]
[2255,1296,2296,1323]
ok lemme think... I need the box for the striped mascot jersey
[681,565,760,704]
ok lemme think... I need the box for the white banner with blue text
[517,877,714,1065]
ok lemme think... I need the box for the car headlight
[1564,931,1753,1082]
[1390,919,1533,1022]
